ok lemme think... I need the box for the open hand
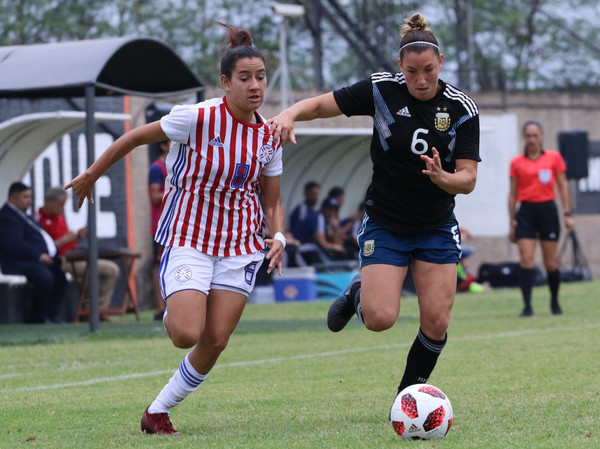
[267,111,296,146]
[64,171,95,209]
[263,238,284,276]
[420,147,446,185]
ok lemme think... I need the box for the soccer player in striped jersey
[269,13,480,409]
[66,23,286,434]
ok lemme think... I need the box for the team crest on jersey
[174,265,192,282]
[363,239,375,257]
[434,107,451,131]
[258,144,275,163]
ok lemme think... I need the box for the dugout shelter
[0,37,204,330]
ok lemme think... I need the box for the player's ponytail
[398,13,440,60]
[216,22,265,79]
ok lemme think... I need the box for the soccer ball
[390,383,453,440]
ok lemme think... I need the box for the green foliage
[1,280,599,448]
[0,1,599,91]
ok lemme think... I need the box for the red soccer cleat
[140,407,180,435]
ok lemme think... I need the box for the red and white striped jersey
[155,96,283,257]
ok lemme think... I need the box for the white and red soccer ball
[390,383,453,440]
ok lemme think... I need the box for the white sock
[148,352,207,414]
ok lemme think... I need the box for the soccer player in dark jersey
[269,13,480,402]
[509,120,574,316]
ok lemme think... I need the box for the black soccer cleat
[327,273,361,332]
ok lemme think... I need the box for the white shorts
[159,247,265,300]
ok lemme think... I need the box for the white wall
[454,113,519,237]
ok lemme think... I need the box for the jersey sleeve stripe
[372,82,395,151]
[444,84,479,117]
[371,72,406,86]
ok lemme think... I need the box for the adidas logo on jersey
[396,106,411,117]
[209,136,224,147]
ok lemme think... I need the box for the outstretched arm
[65,121,167,208]
[259,174,286,275]
[267,92,342,145]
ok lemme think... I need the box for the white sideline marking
[1,323,598,394]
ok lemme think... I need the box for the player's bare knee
[422,317,449,340]
[364,312,396,332]
[170,329,200,349]
[200,335,230,355]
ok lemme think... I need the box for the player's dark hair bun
[216,22,265,78]
[216,22,253,49]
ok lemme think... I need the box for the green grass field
[1,280,599,449]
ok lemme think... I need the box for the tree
[1,0,599,91]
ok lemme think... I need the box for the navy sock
[398,328,447,393]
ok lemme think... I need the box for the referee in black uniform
[269,13,480,404]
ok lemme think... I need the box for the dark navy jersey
[333,72,480,233]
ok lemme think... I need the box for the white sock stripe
[417,330,446,354]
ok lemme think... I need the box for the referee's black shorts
[515,200,560,241]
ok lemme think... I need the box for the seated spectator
[315,197,347,260]
[290,181,321,243]
[0,182,66,323]
[326,186,346,217]
[37,187,119,320]
[339,201,365,258]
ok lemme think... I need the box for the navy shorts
[515,201,560,241]
[357,214,462,267]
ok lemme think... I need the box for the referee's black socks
[519,267,536,312]
[547,270,562,314]
[547,269,560,303]
[397,328,447,393]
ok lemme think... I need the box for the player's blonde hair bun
[400,13,430,36]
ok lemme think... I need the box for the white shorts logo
[174,265,192,282]
[258,144,274,163]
